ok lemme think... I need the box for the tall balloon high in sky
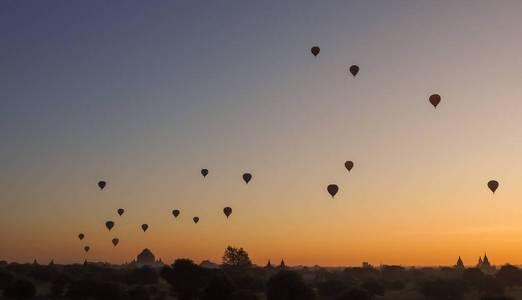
[98,181,106,190]
[112,238,119,246]
[105,221,114,231]
[141,224,149,232]
[429,94,441,108]
[78,233,84,241]
[242,173,252,184]
[327,184,339,198]
[310,46,320,57]
[349,65,359,77]
[172,209,180,218]
[345,161,354,172]
[193,217,199,224]
[488,180,499,193]
[201,169,209,178]
[83,246,90,253]
[117,208,124,216]
[223,207,232,218]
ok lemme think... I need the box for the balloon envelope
[223,207,232,218]
[84,246,90,253]
[172,209,180,218]
[349,65,359,77]
[429,94,441,108]
[78,233,85,240]
[327,184,339,198]
[242,173,252,184]
[141,224,148,232]
[201,169,208,177]
[112,238,119,246]
[98,181,106,190]
[193,217,199,224]
[117,208,124,216]
[488,180,499,193]
[105,221,114,231]
[345,161,354,172]
[311,46,320,57]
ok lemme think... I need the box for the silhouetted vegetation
[3,252,522,300]
[222,246,253,269]
[266,270,314,300]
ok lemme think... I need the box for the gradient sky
[2,1,522,267]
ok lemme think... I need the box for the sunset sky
[3,1,522,267]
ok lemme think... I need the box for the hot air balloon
[429,94,441,108]
[117,208,124,216]
[84,246,90,253]
[349,65,359,77]
[105,221,114,231]
[98,181,106,190]
[141,224,148,232]
[243,173,252,184]
[488,180,499,193]
[311,46,320,57]
[78,233,85,240]
[327,184,339,198]
[223,207,232,218]
[172,209,180,218]
[193,217,199,224]
[112,238,119,247]
[201,169,209,178]
[345,161,354,172]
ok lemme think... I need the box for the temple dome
[137,248,155,266]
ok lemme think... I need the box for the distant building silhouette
[362,262,373,269]
[266,260,272,268]
[455,256,465,271]
[200,260,219,269]
[477,253,495,274]
[279,259,286,268]
[126,249,164,268]
[137,249,155,265]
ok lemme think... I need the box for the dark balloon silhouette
[223,207,232,218]
[488,180,499,193]
[201,169,209,178]
[141,224,149,232]
[117,208,124,216]
[327,184,339,198]
[311,46,320,57]
[98,181,106,190]
[78,233,85,240]
[105,221,114,231]
[84,246,90,253]
[172,209,180,218]
[349,65,359,77]
[112,238,119,247]
[242,173,252,184]
[345,161,354,172]
[193,217,199,224]
[429,94,441,108]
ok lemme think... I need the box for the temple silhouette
[454,253,496,274]
[125,248,164,268]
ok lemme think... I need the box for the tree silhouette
[336,287,374,300]
[222,246,252,269]
[496,264,522,287]
[4,279,37,299]
[266,270,314,300]
[161,259,203,300]
[202,274,234,300]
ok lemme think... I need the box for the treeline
[2,257,522,299]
